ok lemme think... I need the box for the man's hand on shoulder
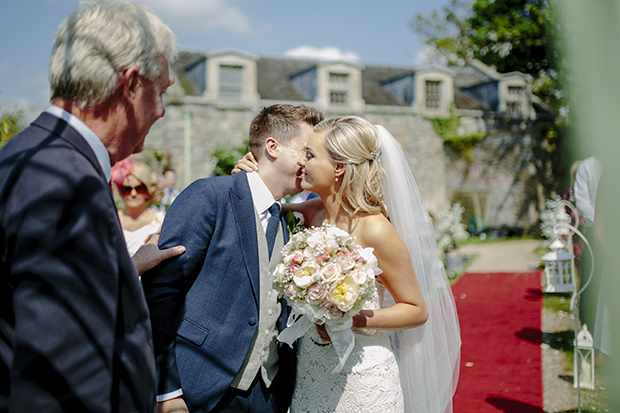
[132,235,186,276]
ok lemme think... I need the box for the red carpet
[452,272,543,413]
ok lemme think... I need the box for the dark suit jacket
[142,172,294,413]
[0,113,156,413]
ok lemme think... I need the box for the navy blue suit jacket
[142,172,294,412]
[0,113,156,412]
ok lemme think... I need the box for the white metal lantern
[554,208,572,236]
[542,238,576,293]
[574,324,595,389]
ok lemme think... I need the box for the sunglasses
[119,183,148,196]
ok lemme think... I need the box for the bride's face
[297,131,337,194]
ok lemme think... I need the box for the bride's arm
[353,217,428,331]
[282,197,324,228]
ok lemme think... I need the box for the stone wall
[145,104,256,187]
[144,102,551,230]
[445,124,549,231]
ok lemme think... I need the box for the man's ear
[122,66,141,101]
[264,137,279,160]
[335,163,346,179]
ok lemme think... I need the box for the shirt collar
[45,105,112,183]
[246,171,277,215]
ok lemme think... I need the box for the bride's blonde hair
[315,116,388,218]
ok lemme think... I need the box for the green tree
[412,0,565,111]
[209,140,249,176]
[0,104,24,148]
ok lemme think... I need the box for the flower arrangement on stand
[539,197,585,261]
[432,202,469,275]
[434,202,469,254]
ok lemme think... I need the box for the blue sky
[0,0,449,122]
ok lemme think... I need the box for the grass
[456,234,541,246]
[543,292,610,412]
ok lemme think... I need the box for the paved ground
[456,239,542,273]
[454,239,603,413]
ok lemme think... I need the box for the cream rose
[293,260,319,288]
[327,276,360,312]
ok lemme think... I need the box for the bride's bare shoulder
[355,214,398,246]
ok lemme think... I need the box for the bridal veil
[376,125,461,413]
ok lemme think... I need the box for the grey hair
[49,1,178,109]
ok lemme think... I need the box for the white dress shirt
[574,156,602,227]
[45,105,111,183]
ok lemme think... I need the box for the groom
[143,104,323,413]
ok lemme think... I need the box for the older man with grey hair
[0,2,183,412]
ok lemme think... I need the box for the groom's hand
[157,397,189,413]
[316,324,331,342]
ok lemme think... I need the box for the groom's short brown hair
[248,104,323,158]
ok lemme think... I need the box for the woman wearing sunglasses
[113,159,165,257]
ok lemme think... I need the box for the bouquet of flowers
[273,223,377,372]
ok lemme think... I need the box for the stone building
[146,49,554,229]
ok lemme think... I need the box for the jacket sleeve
[142,179,218,397]
[3,155,124,412]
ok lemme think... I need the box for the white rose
[292,211,305,225]
[338,255,356,271]
[349,268,367,285]
[320,262,343,283]
[306,231,325,248]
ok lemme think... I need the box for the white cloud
[284,46,360,62]
[144,0,254,35]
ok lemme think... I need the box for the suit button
[249,317,257,326]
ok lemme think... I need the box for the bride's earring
[335,177,339,182]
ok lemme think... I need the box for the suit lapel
[230,173,260,301]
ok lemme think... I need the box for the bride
[238,116,460,413]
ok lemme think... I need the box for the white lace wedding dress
[290,248,404,413]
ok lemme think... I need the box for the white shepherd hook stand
[552,221,595,413]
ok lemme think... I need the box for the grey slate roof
[171,50,508,111]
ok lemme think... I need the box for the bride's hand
[231,152,258,174]
[316,324,331,342]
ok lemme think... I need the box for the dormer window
[506,86,524,118]
[329,73,349,105]
[219,65,243,100]
[425,80,441,109]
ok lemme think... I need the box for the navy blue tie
[266,203,281,259]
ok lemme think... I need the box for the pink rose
[308,283,326,301]
[320,300,342,319]
[290,264,300,275]
[284,283,297,298]
[291,250,304,264]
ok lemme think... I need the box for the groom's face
[279,122,314,196]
